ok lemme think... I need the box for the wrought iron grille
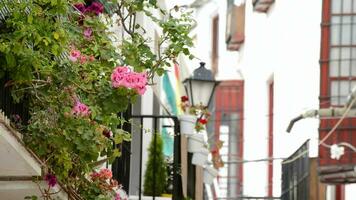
[281,141,310,200]
[0,74,29,125]
[112,114,183,200]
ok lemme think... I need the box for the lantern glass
[183,62,219,108]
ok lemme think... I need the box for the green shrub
[143,133,167,196]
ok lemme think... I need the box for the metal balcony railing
[281,141,310,200]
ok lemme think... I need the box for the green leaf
[53,32,60,40]
[51,0,58,6]
[114,133,123,144]
[156,68,165,76]
[24,195,38,200]
[113,149,121,157]
[27,15,33,24]
[5,53,16,68]
[122,132,131,141]
[51,44,59,56]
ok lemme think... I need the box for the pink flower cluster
[72,100,91,117]
[83,27,93,39]
[115,185,128,200]
[115,191,128,200]
[69,49,95,64]
[91,168,113,180]
[44,173,57,188]
[111,66,148,95]
[74,2,104,16]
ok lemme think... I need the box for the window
[319,0,356,188]
[252,0,275,13]
[226,0,245,51]
[325,0,356,106]
[208,81,244,198]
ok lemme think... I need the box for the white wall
[239,0,322,197]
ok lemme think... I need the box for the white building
[185,0,356,199]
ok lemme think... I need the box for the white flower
[330,144,345,160]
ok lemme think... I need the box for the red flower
[86,2,104,15]
[102,129,112,138]
[211,148,219,155]
[198,118,208,125]
[44,173,57,187]
[74,3,86,13]
[181,96,189,102]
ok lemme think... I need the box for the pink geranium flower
[72,100,91,117]
[80,55,87,64]
[89,55,95,61]
[110,66,148,95]
[111,66,130,88]
[74,3,86,13]
[83,27,92,39]
[86,2,104,15]
[69,49,81,62]
[99,168,112,179]
[44,173,57,188]
[135,84,147,95]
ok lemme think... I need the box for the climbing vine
[0,0,194,199]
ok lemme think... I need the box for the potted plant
[211,141,225,169]
[179,96,211,135]
[191,148,209,166]
[179,96,211,153]
[179,96,197,135]
[203,166,219,185]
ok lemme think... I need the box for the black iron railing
[0,75,30,125]
[281,140,310,200]
[113,115,183,200]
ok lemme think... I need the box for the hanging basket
[179,114,197,135]
[187,134,205,153]
[203,166,219,185]
[192,148,209,166]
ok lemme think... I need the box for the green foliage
[143,133,167,196]
[0,0,194,199]
[24,196,38,200]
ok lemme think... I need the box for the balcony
[252,0,275,13]
[226,0,245,51]
[281,141,327,200]
[318,118,356,183]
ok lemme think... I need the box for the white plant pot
[192,148,209,166]
[179,114,197,135]
[203,166,219,185]
[187,134,205,153]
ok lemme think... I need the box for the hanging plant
[180,95,211,132]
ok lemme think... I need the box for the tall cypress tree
[143,133,167,196]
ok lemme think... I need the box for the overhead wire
[319,97,356,147]
[281,96,356,164]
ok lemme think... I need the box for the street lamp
[183,62,219,108]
